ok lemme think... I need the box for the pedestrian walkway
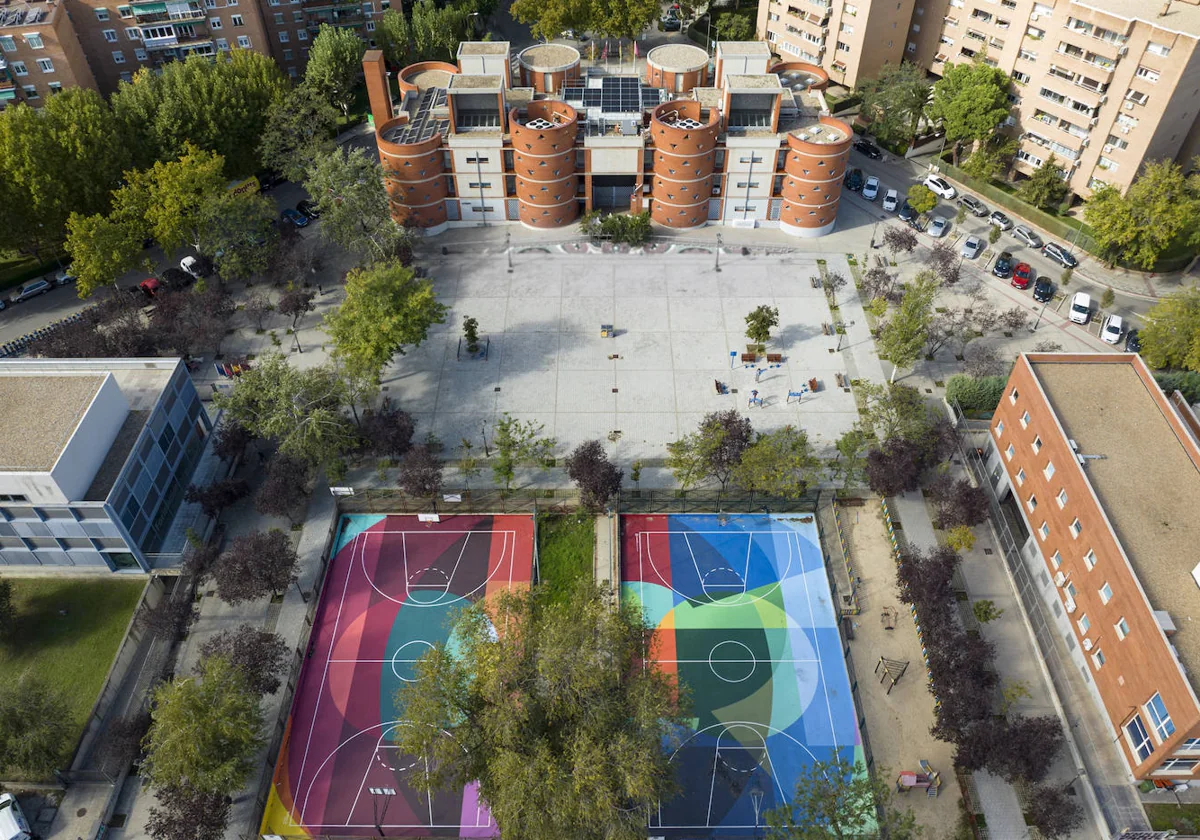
[593,512,615,594]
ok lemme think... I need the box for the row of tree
[510,0,660,42]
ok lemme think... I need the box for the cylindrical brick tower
[645,43,710,95]
[376,61,459,234]
[509,100,580,229]
[778,116,853,237]
[517,44,581,94]
[649,100,720,229]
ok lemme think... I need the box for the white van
[0,794,32,840]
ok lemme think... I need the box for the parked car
[992,251,1014,278]
[961,235,985,259]
[1125,329,1141,353]
[988,210,1013,230]
[1100,314,1124,344]
[560,29,589,40]
[899,200,919,225]
[161,267,193,287]
[1011,262,1033,289]
[854,139,883,160]
[862,175,880,201]
[844,168,865,191]
[928,216,949,238]
[1043,242,1079,268]
[1012,225,1043,248]
[9,279,50,303]
[924,174,957,199]
[255,169,285,191]
[281,208,309,228]
[660,17,681,30]
[138,277,163,298]
[959,194,988,217]
[297,200,321,220]
[1033,276,1054,302]
[53,270,76,286]
[0,793,32,840]
[882,189,899,212]
[1069,292,1091,324]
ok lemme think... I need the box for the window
[995,421,1005,437]
[209,16,221,27]
[1070,518,1082,537]
[47,81,61,92]
[1077,614,1090,633]
[1050,550,1062,569]
[119,70,132,83]
[297,28,307,39]
[1039,522,1050,540]
[739,154,764,164]
[1092,648,1106,669]
[1157,758,1198,774]
[840,22,854,33]
[112,50,125,63]
[231,14,244,25]
[1125,89,1149,105]
[1083,549,1096,570]
[126,26,140,39]
[1005,444,1015,461]
[1097,156,1119,173]
[1115,617,1129,639]
[134,47,147,60]
[24,33,44,49]
[1055,489,1068,508]
[1127,715,1153,760]
[1106,135,1129,151]
[282,48,293,60]
[293,10,303,19]
[467,181,491,189]
[1146,41,1170,56]
[11,60,28,76]
[836,40,851,52]
[104,28,118,42]
[36,57,54,73]
[1010,387,1019,403]
[279,30,289,41]
[215,37,228,49]
[1144,694,1176,743]
[1177,739,1200,754]
[1016,469,1026,485]
[466,156,488,164]
[1020,410,1031,428]
[1099,582,1113,604]
[1136,65,1160,82]
[1027,24,1045,38]
[273,11,284,22]
[1043,460,1055,479]
[236,34,250,47]
[95,6,110,19]
[21,84,37,98]
[1012,70,1031,84]
[0,35,14,52]
[1027,494,1038,512]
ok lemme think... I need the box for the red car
[1011,262,1033,289]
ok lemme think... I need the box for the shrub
[1155,370,1200,404]
[945,374,1007,412]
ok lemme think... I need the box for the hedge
[1155,371,1200,405]
[945,374,1007,413]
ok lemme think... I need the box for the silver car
[929,217,950,238]
[961,235,985,259]
[9,279,51,303]
[1012,225,1043,248]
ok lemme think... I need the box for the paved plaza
[384,248,859,464]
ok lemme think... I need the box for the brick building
[364,41,857,235]
[0,0,97,107]
[983,352,1200,780]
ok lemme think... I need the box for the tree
[397,445,444,501]
[1016,154,1068,210]
[491,413,556,490]
[202,189,278,281]
[139,594,195,641]
[927,60,1012,164]
[882,225,918,258]
[258,85,339,183]
[831,425,871,487]
[997,306,1028,333]
[215,353,358,469]
[142,656,263,795]
[964,344,1008,378]
[212,529,298,604]
[1141,287,1200,371]
[361,398,416,457]
[1085,160,1200,270]
[305,25,366,117]
[564,440,623,510]
[960,133,1016,183]
[213,422,255,464]
[146,785,232,840]
[945,524,976,552]
[185,478,250,519]
[254,455,312,523]
[0,577,13,637]
[989,715,1065,783]
[155,285,238,356]
[410,0,472,60]
[715,11,753,40]
[197,625,290,696]
[821,271,847,301]
[906,184,938,215]
[376,8,416,67]
[304,147,411,261]
[855,61,930,145]
[927,240,961,285]
[861,266,900,304]
[510,0,591,41]
[745,304,780,345]
[1101,286,1115,310]
[64,211,143,298]
[877,271,939,381]
[1025,784,1084,839]
[0,677,72,777]
[858,382,933,444]
[733,426,820,498]
[928,474,988,529]
[393,582,687,840]
[667,410,754,491]
[277,286,316,333]
[462,316,481,353]
[765,758,919,840]
[111,143,226,257]
[865,440,925,496]
[324,260,447,382]
[972,599,1003,623]
[97,710,152,775]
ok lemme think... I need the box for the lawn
[1146,802,1200,832]
[0,577,146,773]
[536,512,595,606]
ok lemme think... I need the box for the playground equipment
[875,656,909,695]
[896,760,942,797]
[747,389,763,408]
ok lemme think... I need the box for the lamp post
[370,787,397,837]
[506,230,513,273]
[714,232,722,272]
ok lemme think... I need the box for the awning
[0,88,17,102]
[131,2,168,12]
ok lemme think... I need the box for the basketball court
[261,514,534,838]
[622,513,865,836]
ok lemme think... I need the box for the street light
[714,233,722,272]
[370,787,397,837]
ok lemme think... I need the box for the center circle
[709,640,757,684]
[391,639,435,682]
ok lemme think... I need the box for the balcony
[131,0,205,24]
[142,31,179,49]
[306,7,362,27]
[301,0,360,11]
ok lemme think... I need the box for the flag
[633,40,639,58]
[601,40,608,61]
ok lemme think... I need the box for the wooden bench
[808,377,819,392]
[766,353,783,364]
[740,353,757,363]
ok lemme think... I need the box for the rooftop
[0,0,55,29]
[717,41,771,56]
[0,375,105,472]
[447,73,502,90]
[518,43,579,71]
[1070,0,1200,38]
[725,73,784,90]
[646,43,709,72]
[458,41,509,56]
[1030,357,1200,685]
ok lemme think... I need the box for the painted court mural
[621,513,864,836]
[261,514,534,838]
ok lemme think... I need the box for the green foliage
[512,0,657,41]
[64,211,142,298]
[1016,154,1068,210]
[1141,288,1200,371]
[0,578,10,636]
[305,25,366,117]
[973,599,1003,623]
[945,524,976,553]
[258,84,339,183]
[392,583,688,840]
[766,759,920,840]
[865,297,889,318]
[858,381,936,444]
[733,426,820,498]
[581,210,653,244]
[463,316,481,352]
[1060,266,1073,286]
[591,0,661,38]
[716,10,753,40]
[111,52,288,176]
[304,146,410,262]
[1100,286,1115,310]
[114,142,227,256]
[745,304,780,345]
[854,61,931,144]
[1084,160,1200,269]
[537,512,596,607]
[1155,370,1200,402]
[960,134,1017,183]
[410,0,473,59]
[0,677,72,778]
[491,413,556,490]
[944,373,1007,412]
[324,259,447,383]
[667,410,753,491]
[877,270,939,380]
[999,680,1030,715]
[142,656,263,796]
[906,184,937,215]
[927,60,1012,163]
[988,225,1001,244]
[376,8,416,66]
[206,189,279,281]
[214,353,358,469]
[832,425,871,487]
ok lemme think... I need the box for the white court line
[705,738,721,828]
[795,530,839,756]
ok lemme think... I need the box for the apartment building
[0,0,97,108]
[983,353,1200,780]
[365,41,857,235]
